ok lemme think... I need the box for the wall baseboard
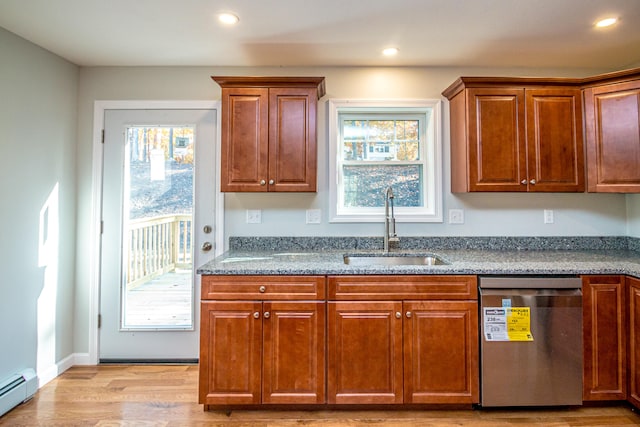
[37,353,92,388]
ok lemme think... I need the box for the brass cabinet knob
[263,312,270,319]
[260,180,266,186]
[253,312,260,319]
[395,312,401,319]
[406,311,412,318]
[259,285,266,293]
[269,179,275,185]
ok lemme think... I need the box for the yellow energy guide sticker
[506,307,533,341]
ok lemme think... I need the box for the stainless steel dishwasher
[479,276,583,407]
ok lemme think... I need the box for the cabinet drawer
[328,275,477,300]
[202,275,326,300]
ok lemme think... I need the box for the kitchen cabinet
[583,78,640,192]
[442,79,584,192]
[628,276,640,408]
[327,275,478,404]
[212,76,325,192]
[582,275,627,401]
[199,276,326,407]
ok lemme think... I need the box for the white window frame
[328,99,442,223]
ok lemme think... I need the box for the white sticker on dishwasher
[483,307,534,342]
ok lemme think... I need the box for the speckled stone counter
[196,236,640,277]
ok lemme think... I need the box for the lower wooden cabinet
[403,300,478,404]
[199,275,326,406]
[199,300,325,406]
[327,300,478,405]
[628,277,640,408]
[327,301,404,404]
[582,275,627,401]
[327,275,479,405]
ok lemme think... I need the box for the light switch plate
[246,209,262,224]
[306,209,321,224]
[449,209,464,224]
[544,209,554,224]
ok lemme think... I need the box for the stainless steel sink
[343,254,448,266]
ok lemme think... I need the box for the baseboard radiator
[0,369,37,417]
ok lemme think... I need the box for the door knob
[201,242,213,252]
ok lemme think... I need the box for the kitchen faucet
[384,186,400,252]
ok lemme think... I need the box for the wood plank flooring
[2,365,640,426]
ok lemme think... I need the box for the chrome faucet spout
[384,186,400,252]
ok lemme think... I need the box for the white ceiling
[1,0,639,69]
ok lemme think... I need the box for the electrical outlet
[544,209,554,224]
[449,209,464,224]
[246,209,262,224]
[306,209,321,224]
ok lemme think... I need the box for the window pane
[343,165,423,208]
[342,118,420,162]
[123,125,194,329]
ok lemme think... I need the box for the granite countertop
[197,236,640,277]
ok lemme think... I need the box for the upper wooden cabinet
[443,79,584,193]
[583,77,640,192]
[212,76,325,192]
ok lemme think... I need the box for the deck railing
[125,214,192,289]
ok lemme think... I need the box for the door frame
[88,100,224,364]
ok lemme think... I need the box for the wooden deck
[3,365,640,426]
[124,269,193,329]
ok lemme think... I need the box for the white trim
[89,100,223,365]
[37,353,80,387]
[328,99,443,223]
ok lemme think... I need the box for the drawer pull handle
[263,312,270,319]
[259,286,266,293]
[253,312,260,319]
[406,311,412,318]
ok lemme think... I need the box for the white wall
[0,28,78,383]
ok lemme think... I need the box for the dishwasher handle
[479,276,581,290]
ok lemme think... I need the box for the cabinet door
[327,301,403,404]
[582,275,627,400]
[584,80,640,192]
[465,88,527,192]
[199,301,262,405]
[220,87,269,192]
[525,88,585,192]
[268,87,317,192]
[262,301,326,404]
[403,301,479,404]
[629,277,640,408]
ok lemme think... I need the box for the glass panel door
[99,109,217,361]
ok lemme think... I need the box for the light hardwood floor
[1,365,640,426]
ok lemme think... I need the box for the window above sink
[328,99,443,224]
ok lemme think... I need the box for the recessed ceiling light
[595,17,617,28]
[218,13,239,25]
[383,47,399,56]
